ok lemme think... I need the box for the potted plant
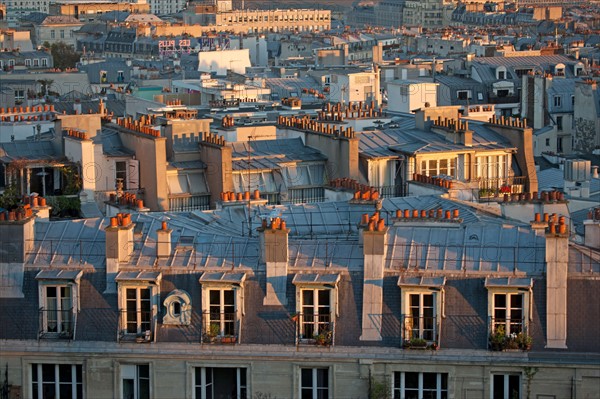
[427,341,438,351]
[314,330,332,346]
[516,332,532,351]
[505,333,520,350]
[203,322,220,343]
[489,325,507,351]
[408,337,428,349]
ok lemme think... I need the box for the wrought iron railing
[402,315,439,344]
[373,184,407,198]
[168,193,211,212]
[118,310,153,342]
[201,312,239,344]
[294,313,334,346]
[476,176,527,197]
[287,187,325,204]
[38,307,74,339]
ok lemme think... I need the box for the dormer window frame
[36,270,83,340]
[116,271,162,343]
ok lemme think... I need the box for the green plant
[409,337,427,347]
[369,376,391,399]
[209,322,220,337]
[314,329,333,346]
[523,366,538,399]
[489,325,507,351]
[0,184,20,210]
[46,196,80,218]
[516,332,532,351]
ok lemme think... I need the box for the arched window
[162,289,191,326]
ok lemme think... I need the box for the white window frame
[402,291,439,342]
[31,363,83,399]
[40,285,75,335]
[419,157,457,178]
[487,289,531,336]
[474,154,510,180]
[553,95,561,108]
[297,288,334,340]
[200,283,244,339]
[392,371,448,399]
[300,367,330,399]
[118,283,160,340]
[120,364,150,399]
[491,373,521,399]
[193,367,247,399]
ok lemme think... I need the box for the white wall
[198,49,252,76]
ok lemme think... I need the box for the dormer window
[496,66,507,80]
[555,63,565,77]
[36,270,83,340]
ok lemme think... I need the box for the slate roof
[100,127,135,157]
[0,140,61,163]
[230,138,327,171]
[359,117,516,159]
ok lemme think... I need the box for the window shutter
[128,160,139,190]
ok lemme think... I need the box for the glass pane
[510,294,522,309]
[126,289,136,300]
[140,289,150,301]
[224,290,234,305]
[492,375,504,399]
[42,364,55,382]
[405,372,418,389]
[59,364,71,382]
[301,389,313,399]
[423,373,437,389]
[316,368,328,388]
[46,286,57,298]
[301,369,312,388]
[318,290,329,307]
[302,291,314,306]
[508,375,520,399]
[139,378,150,399]
[441,373,448,389]
[210,290,220,305]
[495,294,506,308]
[423,294,433,307]
[410,294,419,307]
[195,368,202,387]
[42,383,56,399]
[32,364,38,381]
[59,383,71,399]
[138,365,149,379]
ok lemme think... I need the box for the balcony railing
[373,184,407,198]
[117,310,154,343]
[287,187,325,204]
[476,176,527,198]
[201,312,239,344]
[294,313,335,346]
[168,193,211,212]
[38,307,74,339]
[402,315,439,346]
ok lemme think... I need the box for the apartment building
[0,181,598,398]
[183,6,331,34]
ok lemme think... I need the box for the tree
[50,42,80,70]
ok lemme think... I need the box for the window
[42,286,73,335]
[457,90,471,100]
[125,287,151,335]
[300,289,331,340]
[545,138,550,147]
[498,71,505,79]
[496,89,509,97]
[60,30,65,39]
[491,374,520,399]
[194,367,247,399]
[553,96,561,108]
[51,30,55,39]
[117,70,125,82]
[405,293,435,341]
[121,364,150,399]
[199,272,246,343]
[116,160,128,190]
[492,293,524,335]
[25,58,31,66]
[556,116,563,131]
[474,155,509,179]
[301,368,329,399]
[420,158,456,177]
[42,58,48,67]
[393,372,448,399]
[33,58,39,66]
[31,364,82,399]
[14,89,25,100]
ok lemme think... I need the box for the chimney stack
[360,217,388,341]
[583,208,600,250]
[260,218,290,306]
[545,219,569,348]
[156,221,172,258]
[104,213,134,293]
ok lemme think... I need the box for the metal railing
[288,187,325,204]
[373,184,407,198]
[294,313,335,346]
[38,307,74,339]
[201,312,239,344]
[117,310,153,342]
[476,176,527,197]
[402,315,439,344]
[168,193,211,212]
